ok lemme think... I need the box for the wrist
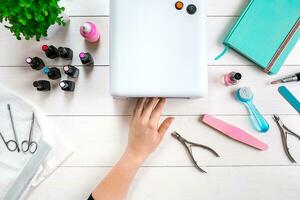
[123,147,148,166]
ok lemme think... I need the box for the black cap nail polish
[58,47,73,60]
[26,57,45,70]
[79,52,94,66]
[63,65,80,78]
[42,45,59,59]
[60,80,75,92]
[43,67,61,80]
[33,80,51,91]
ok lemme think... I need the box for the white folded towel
[0,86,73,200]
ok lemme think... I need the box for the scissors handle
[0,132,19,152]
[28,141,38,153]
[6,140,19,152]
[22,140,38,153]
[21,140,29,152]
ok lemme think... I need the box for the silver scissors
[0,131,19,152]
[7,104,21,152]
[171,131,220,173]
[273,114,300,163]
[21,113,38,153]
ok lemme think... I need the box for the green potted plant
[0,0,66,41]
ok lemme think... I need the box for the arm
[91,98,174,200]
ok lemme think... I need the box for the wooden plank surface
[0,17,110,67]
[51,115,300,167]
[1,0,300,199]
[0,66,300,115]
[1,17,300,67]
[60,0,110,16]
[29,166,300,200]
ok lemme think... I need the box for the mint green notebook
[223,0,300,74]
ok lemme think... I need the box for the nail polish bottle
[223,72,242,86]
[60,80,75,92]
[43,67,61,80]
[80,22,100,43]
[42,45,59,59]
[26,57,45,70]
[63,65,80,78]
[33,80,51,91]
[79,52,94,66]
[58,47,73,60]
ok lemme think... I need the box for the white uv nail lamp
[110,0,207,98]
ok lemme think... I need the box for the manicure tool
[273,115,300,163]
[21,113,38,154]
[271,72,300,84]
[202,115,268,151]
[236,87,269,133]
[7,104,20,152]
[278,86,300,113]
[171,131,220,173]
[0,131,18,152]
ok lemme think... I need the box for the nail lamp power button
[187,4,197,15]
[175,1,184,10]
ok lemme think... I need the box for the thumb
[158,117,174,138]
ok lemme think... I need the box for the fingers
[134,98,146,117]
[142,98,159,119]
[150,98,166,122]
[158,117,174,138]
[134,98,166,122]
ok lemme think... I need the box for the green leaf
[2,0,65,41]
[19,0,27,7]
[25,13,32,19]
[19,18,27,25]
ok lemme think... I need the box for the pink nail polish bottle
[80,22,100,43]
[223,72,242,86]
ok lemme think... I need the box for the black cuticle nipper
[171,131,220,173]
[273,114,300,163]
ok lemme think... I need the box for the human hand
[126,98,174,162]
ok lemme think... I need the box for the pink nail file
[202,115,268,151]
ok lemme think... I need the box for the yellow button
[175,1,184,10]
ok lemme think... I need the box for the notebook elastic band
[265,18,300,73]
[214,46,229,60]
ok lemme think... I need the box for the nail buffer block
[278,86,300,114]
[202,115,268,151]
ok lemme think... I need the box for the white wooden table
[1,0,300,199]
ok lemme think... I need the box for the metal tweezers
[273,114,300,163]
[171,131,220,173]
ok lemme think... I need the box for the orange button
[175,1,184,10]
